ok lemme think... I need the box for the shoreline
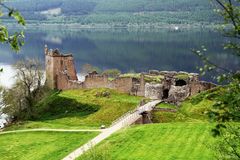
[3,22,220,31]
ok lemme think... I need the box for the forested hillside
[3,0,221,26]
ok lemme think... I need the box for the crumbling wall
[189,81,215,96]
[81,74,134,93]
[83,75,109,89]
[143,71,216,103]
[112,77,133,93]
[168,85,190,103]
[55,72,83,90]
[137,74,146,96]
[145,83,163,99]
[68,80,84,90]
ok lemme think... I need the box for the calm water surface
[0,27,239,87]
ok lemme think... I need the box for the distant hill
[3,0,222,27]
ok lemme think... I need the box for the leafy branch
[0,1,25,52]
[194,1,240,159]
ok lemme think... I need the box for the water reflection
[0,28,239,83]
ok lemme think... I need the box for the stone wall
[112,77,133,93]
[145,83,163,99]
[56,72,83,90]
[83,74,134,93]
[134,111,152,124]
[189,81,216,96]
[138,74,146,96]
[84,74,109,89]
[143,71,216,103]
[168,85,190,103]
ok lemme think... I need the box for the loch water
[0,27,239,86]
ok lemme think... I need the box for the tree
[193,0,240,159]
[0,0,25,51]
[204,0,240,122]
[2,59,45,120]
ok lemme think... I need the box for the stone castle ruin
[45,46,216,104]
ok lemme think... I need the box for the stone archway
[175,79,187,86]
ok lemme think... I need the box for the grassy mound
[179,87,222,121]
[79,123,215,160]
[6,88,141,130]
[152,87,221,123]
[0,131,98,160]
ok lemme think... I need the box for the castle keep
[45,46,216,103]
[45,46,78,89]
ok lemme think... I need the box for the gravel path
[0,128,102,135]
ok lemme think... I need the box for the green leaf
[0,25,9,42]
[12,11,26,26]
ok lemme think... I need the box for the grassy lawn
[6,88,141,130]
[79,123,215,160]
[0,131,99,160]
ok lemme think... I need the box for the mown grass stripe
[78,123,216,160]
[0,131,99,160]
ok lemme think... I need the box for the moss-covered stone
[174,73,190,80]
[144,75,164,83]
[119,73,141,79]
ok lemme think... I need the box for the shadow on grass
[32,94,101,121]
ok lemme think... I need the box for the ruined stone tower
[45,45,78,89]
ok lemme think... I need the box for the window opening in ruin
[60,60,63,66]
[162,89,169,99]
[175,79,187,86]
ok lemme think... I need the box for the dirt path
[63,100,161,160]
[0,128,102,135]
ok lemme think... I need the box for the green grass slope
[79,123,215,160]
[79,87,223,160]
[152,87,221,123]
[0,131,98,160]
[2,86,224,160]
[6,88,141,130]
